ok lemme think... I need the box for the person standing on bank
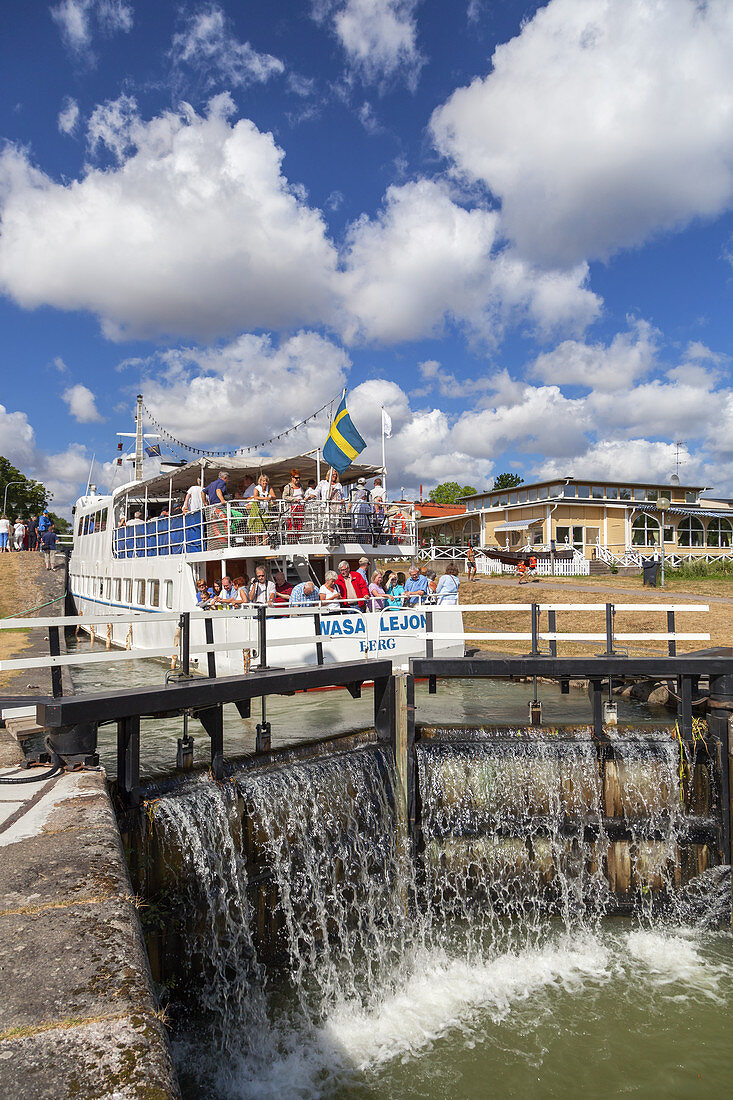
[41,523,57,570]
[466,542,477,582]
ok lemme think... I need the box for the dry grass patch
[0,555,42,681]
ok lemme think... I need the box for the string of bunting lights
[140,394,338,460]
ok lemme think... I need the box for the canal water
[68,644,733,1099]
[66,638,659,781]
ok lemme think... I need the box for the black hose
[0,736,63,784]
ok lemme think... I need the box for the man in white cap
[350,478,373,535]
[357,556,370,582]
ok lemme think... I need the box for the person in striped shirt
[289,580,319,607]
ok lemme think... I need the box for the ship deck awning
[494,519,543,532]
[113,454,382,500]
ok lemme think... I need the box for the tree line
[0,456,70,533]
[428,472,524,505]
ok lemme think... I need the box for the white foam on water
[202,934,614,1099]
[622,928,726,999]
[320,935,611,1071]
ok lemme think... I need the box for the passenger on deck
[289,580,318,607]
[219,576,241,605]
[386,571,406,608]
[205,471,229,507]
[272,570,293,605]
[350,481,374,535]
[195,580,212,603]
[183,482,206,514]
[249,475,276,545]
[250,566,275,605]
[335,560,369,611]
[304,479,318,501]
[127,511,144,526]
[368,570,388,611]
[238,475,255,500]
[404,565,429,605]
[357,557,370,582]
[232,576,250,604]
[319,571,341,612]
[436,563,460,605]
[282,469,305,537]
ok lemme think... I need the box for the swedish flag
[323,394,366,473]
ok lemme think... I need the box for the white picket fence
[474,553,590,577]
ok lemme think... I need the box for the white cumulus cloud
[315,0,424,89]
[339,178,600,344]
[57,96,80,135]
[62,383,105,423]
[51,0,133,59]
[530,319,659,393]
[170,5,284,90]
[0,95,338,341]
[431,0,733,266]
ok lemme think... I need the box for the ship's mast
[134,394,144,482]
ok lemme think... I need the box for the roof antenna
[85,453,96,496]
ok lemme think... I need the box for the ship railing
[112,499,416,558]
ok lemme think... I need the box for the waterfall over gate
[131,718,730,1098]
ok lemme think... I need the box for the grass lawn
[0,555,40,681]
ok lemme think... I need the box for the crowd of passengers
[195,560,461,612]
[119,467,387,530]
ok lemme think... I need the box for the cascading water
[140,729,732,1100]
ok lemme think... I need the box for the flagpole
[381,406,387,502]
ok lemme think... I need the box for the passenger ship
[68,401,464,673]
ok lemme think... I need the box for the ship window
[165,581,173,609]
[136,580,145,605]
[114,579,121,602]
[149,580,160,607]
[104,578,111,600]
[124,579,132,603]
[99,508,108,532]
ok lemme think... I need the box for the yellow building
[418,477,733,568]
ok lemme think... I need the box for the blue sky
[1,0,732,513]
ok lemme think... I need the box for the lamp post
[658,497,670,587]
[2,480,24,518]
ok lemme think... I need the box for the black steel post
[204,617,216,677]
[530,603,540,657]
[428,674,437,694]
[707,671,733,879]
[180,611,190,677]
[425,609,434,659]
[547,609,557,659]
[373,673,395,742]
[256,696,271,753]
[678,675,693,738]
[667,609,677,657]
[604,603,616,656]
[48,624,62,698]
[314,612,324,666]
[257,605,267,669]
[116,716,140,805]
[198,705,224,779]
[591,679,604,739]
[406,672,417,846]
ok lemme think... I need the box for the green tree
[428,481,479,505]
[492,472,524,490]
[0,456,50,518]
[49,512,70,534]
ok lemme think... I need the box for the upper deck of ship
[71,454,416,564]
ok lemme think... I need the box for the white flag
[381,408,392,438]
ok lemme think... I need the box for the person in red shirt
[335,559,369,611]
[272,570,293,606]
